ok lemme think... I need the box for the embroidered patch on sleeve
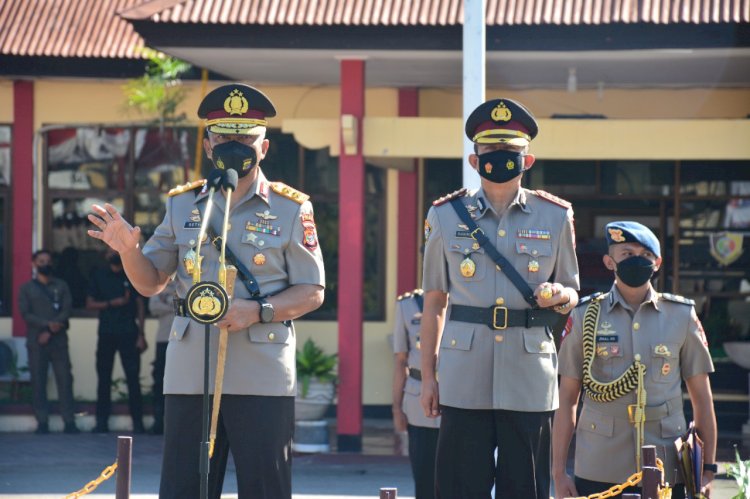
[561,316,574,341]
[424,219,432,242]
[691,308,708,347]
[301,212,318,251]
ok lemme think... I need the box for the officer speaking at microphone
[419,98,580,498]
[87,83,325,499]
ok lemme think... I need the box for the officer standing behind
[86,247,147,433]
[147,278,178,434]
[87,83,325,499]
[392,288,440,499]
[18,249,78,434]
[420,99,580,498]
[553,221,717,499]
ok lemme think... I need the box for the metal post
[200,324,211,499]
[642,445,657,467]
[115,436,132,499]
[380,487,398,499]
[641,466,661,499]
[462,0,486,190]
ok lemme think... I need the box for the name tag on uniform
[455,230,473,238]
[596,335,618,343]
[183,221,201,229]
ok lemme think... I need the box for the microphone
[193,168,225,284]
[218,169,239,291]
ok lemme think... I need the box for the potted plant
[295,338,337,421]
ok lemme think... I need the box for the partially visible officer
[87,83,325,499]
[553,221,717,499]
[392,288,440,499]
[147,278,178,435]
[420,98,580,498]
[18,249,78,434]
[86,247,147,433]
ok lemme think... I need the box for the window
[0,125,9,315]
[41,127,388,320]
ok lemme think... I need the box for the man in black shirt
[18,249,78,434]
[86,247,147,433]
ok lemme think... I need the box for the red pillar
[397,88,419,294]
[12,81,34,337]
[337,59,365,452]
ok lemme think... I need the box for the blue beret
[605,221,661,258]
[465,98,539,146]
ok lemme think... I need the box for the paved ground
[0,421,746,498]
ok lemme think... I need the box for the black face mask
[211,140,258,178]
[476,149,525,184]
[107,255,122,266]
[615,255,656,287]
[37,265,53,276]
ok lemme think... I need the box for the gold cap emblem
[608,228,626,242]
[490,101,512,122]
[224,89,249,116]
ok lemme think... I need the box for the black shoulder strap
[414,293,424,312]
[449,198,537,308]
[196,195,262,298]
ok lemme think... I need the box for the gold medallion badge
[460,256,476,278]
[490,101,512,122]
[224,89,249,116]
[253,253,266,266]
[185,282,229,324]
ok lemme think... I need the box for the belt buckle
[470,228,484,240]
[493,306,508,330]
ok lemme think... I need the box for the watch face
[261,304,274,323]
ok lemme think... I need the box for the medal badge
[528,260,540,273]
[460,256,476,278]
[654,344,671,357]
[661,363,671,376]
[596,345,609,357]
[253,253,266,266]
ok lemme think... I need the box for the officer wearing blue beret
[554,221,717,499]
[420,98,580,498]
[88,83,325,499]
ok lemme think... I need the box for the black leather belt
[450,305,560,330]
[408,368,422,381]
[173,296,292,326]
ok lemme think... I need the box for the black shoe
[92,424,109,434]
[34,422,49,434]
[64,422,80,434]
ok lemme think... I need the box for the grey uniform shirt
[558,285,714,484]
[142,169,325,396]
[422,187,579,411]
[18,277,73,344]
[148,279,178,344]
[392,293,440,429]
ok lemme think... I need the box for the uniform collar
[606,283,660,313]
[473,186,530,219]
[193,169,271,206]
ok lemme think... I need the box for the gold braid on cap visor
[205,118,268,134]
[472,128,531,144]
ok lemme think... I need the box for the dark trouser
[407,424,439,499]
[95,333,143,428]
[575,476,686,499]
[159,394,294,499]
[436,405,553,499]
[26,332,76,424]
[150,342,167,429]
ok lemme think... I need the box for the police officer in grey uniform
[87,84,325,499]
[553,221,717,499]
[392,289,440,499]
[420,99,580,498]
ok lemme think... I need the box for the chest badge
[528,260,540,273]
[517,229,551,240]
[460,256,476,278]
[661,363,671,376]
[654,344,672,357]
[246,211,281,236]
[596,345,609,357]
[253,253,266,266]
[183,249,199,275]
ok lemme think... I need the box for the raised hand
[87,203,142,254]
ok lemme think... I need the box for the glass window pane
[601,161,673,196]
[264,131,300,185]
[134,127,190,189]
[47,128,131,190]
[527,160,597,196]
[681,160,750,198]
[303,148,339,194]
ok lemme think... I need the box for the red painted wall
[12,81,34,336]
[337,59,365,448]
[397,88,419,295]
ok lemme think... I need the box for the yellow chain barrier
[64,462,118,498]
[573,458,672,499]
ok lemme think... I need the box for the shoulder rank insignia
[432,188,468,207]
[168,179,207,197]
[532,189,572,209]
[659,293,695,306]
[576,292,604,308]
[270,182,310,204]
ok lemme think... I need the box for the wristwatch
[258,298,275,324]
[703,463,718,473]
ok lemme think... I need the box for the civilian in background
[18,249,78,434]
[86,247,147,433]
